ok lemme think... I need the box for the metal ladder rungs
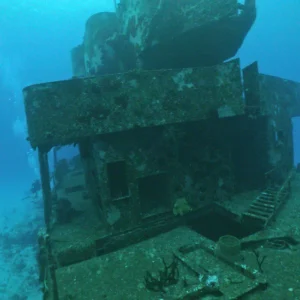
[247,209,271,218]
[242,212,268,222]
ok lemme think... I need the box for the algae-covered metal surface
[258,73,300,118]
[54,227,202,300]
[54,226,266,300]
[71,0,256,75]
[257,71,300,173]
[119,0,239,53]
[119,0,256,69]
[242,62,299,175]
[23,59,244,149]
[243,61,300,118]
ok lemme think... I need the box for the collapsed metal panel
[119,0,256,70]
[73,0,256,76]
[23,59,244,149]
[119,0,241,53]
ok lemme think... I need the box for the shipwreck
[22,0,300,299]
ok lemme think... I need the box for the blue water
[0,0,299,298]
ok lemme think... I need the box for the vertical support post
[38,148,52,228]
[51,147,58,189]
[79,140,106,222]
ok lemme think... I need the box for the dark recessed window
[107,161,129,199]
[138,173,170,217]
